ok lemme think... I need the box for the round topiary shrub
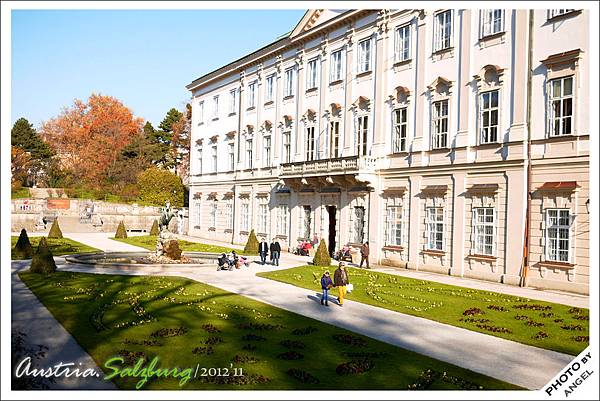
[115,221,128,239]
[312,238,331,266]
[47,219,63,239]
[149,220,159,236]
[14,228,33,259]
[29,237,57,274]
[244,229,259,254]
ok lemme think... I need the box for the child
[320,271,333,306]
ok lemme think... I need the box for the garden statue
[155,200,182,259]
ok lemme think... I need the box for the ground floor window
[240,202,249,231]
[385,206,403,246]
[545,208,571,262]
[276,204,289,236]
[225,203,233,230]
[426,207,444,251]
[210,201,217,228]
[194,201,201,227]
[299,205,312,239]
[258,203,269,233]
[473,207,495,255]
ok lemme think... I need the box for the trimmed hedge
[313,238,331,267]
[244,229,259,254]
[47,219,63,239]
[115,221,128,239]
[29,237,57,274]
[14,229,33,259]
[137,167,184,207]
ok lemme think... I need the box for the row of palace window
[196,74,572,173]
[196,198,573,263]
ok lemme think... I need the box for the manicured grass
[113,235,247,255]
[257,266,588,356]
[19,271,521,390]
[10,236,100,260]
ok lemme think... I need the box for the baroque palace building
[186,9,590,294]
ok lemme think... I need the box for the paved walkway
[11,261,115,390]
[46,233,576,390]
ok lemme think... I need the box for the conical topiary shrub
[29,237,57,274]
[115,221,128,239]
[14,229,34,259]
[149,220,159,236]
[313,238,332,267]
[47,219,63,239]
[244,229,259,254]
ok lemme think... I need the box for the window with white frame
[228,142,235,170]
[433,10,452,52]
[473,207,495,255]
[247,81,256,108]
[197,146,203,175]
[212,96,219,119]
[393,107,408,152]
[306,58,318,89]
[282,131,291,163]
[352,206,366,244]
[548,76,573,137]
[198,101,204,124]
[329,120,340,158]
[432,100,449,149]
[210,200,217,228]
[258,203,269,233]
[263,135,271,167]
[229,89,237,114]
[479,90,499,144]
[395,24,411,62]
[194,201,202,227]
[245,139,253,169]
[299,205,312,239]
[548,9,575,19]
[265,74,275,102]
[224,203,233,230]
[284,67,295,97]
[545,209,571,262]
[356,115,369,156]
[305,126,316,161]
[480,9,504,38]
[211,145,217,172]
[426,207,444,251]
[385,205,403,246]
[357,38,372,73]
[240,201,249,231]
[276,204,289,236]
[330,49,343,82]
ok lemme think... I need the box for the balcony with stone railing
[279,155,377,188]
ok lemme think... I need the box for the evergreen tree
[313,239,332,267]
[11,118,52,161]
[115,221,128,238]
[14,229,34,259]
[149,220,159,236]
[158,108,183,137]
[47,219,63,239]
[29,237,57,274]
[243,230,259,254]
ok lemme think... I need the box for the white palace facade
[186,9,590,294]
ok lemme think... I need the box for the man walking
[333,262,350,306]
[270,239,281,266]
[259,237,269,265]
[359,241,370,269]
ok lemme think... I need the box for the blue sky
[11,9,305,128]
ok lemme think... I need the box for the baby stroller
[217,253,232,271]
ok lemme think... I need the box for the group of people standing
[320,263,350,307]
[258,238,281,266]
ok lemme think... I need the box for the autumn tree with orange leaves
[41,94,143,188]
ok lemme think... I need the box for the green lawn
[19,271,521,390]
[113,235,248,255]
[11,236,100,260]
[11,187,30,199]
[257,266,588,356]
